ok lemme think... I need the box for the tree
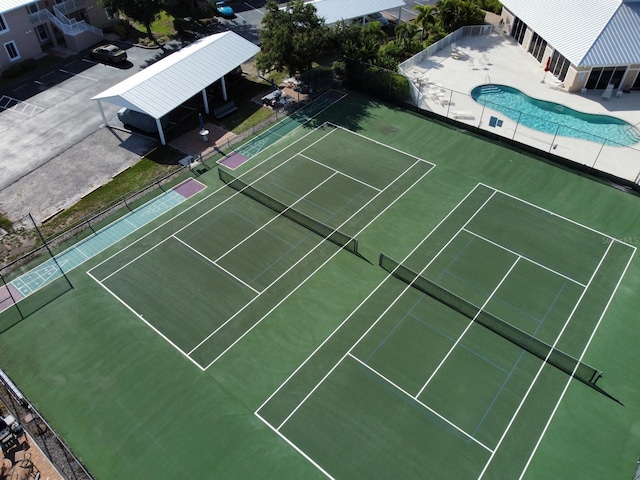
[413,4,437,40]
[256,0,328,76]
[100,0,166,43]
[436,0,485,33]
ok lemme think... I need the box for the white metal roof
[92,32,259,119]
[501,0,640,66]
[0,0,36,14]
[307,0,405,25]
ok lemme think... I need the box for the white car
[352,12,389,27]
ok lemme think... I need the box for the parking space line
[244,2,264,14]
[59,69,97,81]
[0,95,44,117]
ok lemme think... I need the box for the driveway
[0,42,172,222]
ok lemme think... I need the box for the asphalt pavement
[0,41,173,222]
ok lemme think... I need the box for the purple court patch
[219,152,250,169]
[0,283,22,313]
[173,178,206,199]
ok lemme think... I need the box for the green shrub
[332,60,345,76]
[1,63,24,79]
[20,58,37,72]
[474,0,503,14]
[299,65,333,86]
[114,19,129,40]
[345,64,410,102]
[0,213,11,232]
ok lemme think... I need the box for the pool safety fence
[399,26,640,186]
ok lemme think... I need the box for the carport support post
[221,77,228,102]
[157,119,167,145]
[201,89,210,114]
[96,100,108,127]
[397,6,402,22]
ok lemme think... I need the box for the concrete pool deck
[402,32,640,184]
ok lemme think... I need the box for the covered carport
[306,0,406,25]
[92,32,260,145]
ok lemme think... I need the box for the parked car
[214,1,234,17]
[352,12,389,27]
[91,44,127,63]
[117,108,170,134]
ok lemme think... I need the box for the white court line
[214,170,339,264]
[268,187,496,468]
[255,184,487,414]
[172,236,260,294]
[517,242,636,479]
[255,412,335,479]
[480,183,623,244]
[462,228,586,287]
[297,153,382,192]
[349,353,493,452]
[476,239,615,479]
[86,270,205,370]
[195,157,430,364]
[326,121,436,166]
[89,119,345,276]
[255,185,491,445]
[89,125,335,277]
[416,256,521,398]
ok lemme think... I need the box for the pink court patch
[219,152,250,170]
[173,178,206,198]
[0,283,22,313]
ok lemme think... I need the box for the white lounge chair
[602,84,614,100]
[452,111,475,120]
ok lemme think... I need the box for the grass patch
[0,213,11,232]
[40,149,182,237]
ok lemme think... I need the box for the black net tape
[378,252,602,386]
[219,168,358,254]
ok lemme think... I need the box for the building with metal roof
[302,0,405,25]
[499,0,640,92]
[92,32,260,145]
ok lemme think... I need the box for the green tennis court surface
[1,92,639,480]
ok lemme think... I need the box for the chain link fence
[0,368,93,480]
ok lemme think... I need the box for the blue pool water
[471,84,640,147]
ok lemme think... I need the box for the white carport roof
[0,0,36,14]
[92,32,259,119]
[306,0,406,25]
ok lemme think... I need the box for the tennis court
[87,123,434,369]
[1,91,639,480]
[256,183,634,479]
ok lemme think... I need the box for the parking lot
[0,42,171,221]
[0,0,431,223]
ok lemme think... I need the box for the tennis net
[219,168,359,254]
[378,252,602,386]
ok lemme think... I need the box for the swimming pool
[471,84,640,147]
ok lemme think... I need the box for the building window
[0,14,8,33]
[548,50,570,82]
[4,41,20,61]
[27,2,39,14]
[36,24,49,42]
[510,17,527,45]
[527,32,547,63]
[586,66,627,90]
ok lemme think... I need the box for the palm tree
[363,21,388,46]
[414,4,437,39]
